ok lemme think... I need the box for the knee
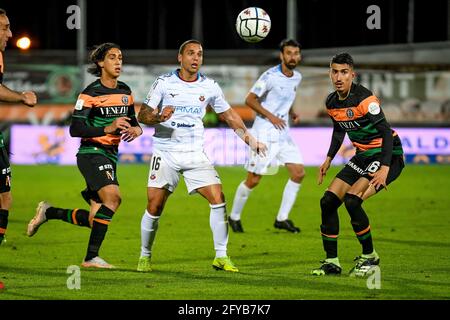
[291,167,306,183]
[343,193,362,211]
[320,191,342,212]
[246,175,261,189]
[209,192,225,205]
[0,192,12,210]
[103,193,121,211]
[147,200,164,216]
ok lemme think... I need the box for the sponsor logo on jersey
[338,120,361,131]
[171,121,195,128]
[173,106,202,114]
[347,161,365,175]
[98,106,129,117]
[169,93,178,97]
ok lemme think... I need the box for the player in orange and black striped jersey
[27,43,142,268]
[0,8,37,245]
[312,53,405,277]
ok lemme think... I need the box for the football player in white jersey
[229,39,305,234]
[136,39,267,273]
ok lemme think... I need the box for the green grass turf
[1,164,449,300]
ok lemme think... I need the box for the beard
[285,61,297,70]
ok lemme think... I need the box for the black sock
[46,207,91,227]
[85,205,114,261]
[320,191,342,259]
[344,193,373,255]
[0,209,9,243]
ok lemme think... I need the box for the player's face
[99,48,122,79]
[330,63,355,95]
[0,14,12,52]
[280,46,301,70]
[178,43,203,75]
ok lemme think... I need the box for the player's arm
[318,122,346,185]
[137,103,174,125]
[219,107,267,156]
[0,84,37,107]
[245,92,286,129]
[121,102,143,142]
[367,118,394,190]
[70,107,130,138]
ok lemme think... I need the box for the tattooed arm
[137,103,174,125]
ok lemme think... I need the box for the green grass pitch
[1,164,449,300]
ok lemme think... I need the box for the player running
[27,43,142,268]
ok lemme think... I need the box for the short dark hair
[0,8,6,15]
[279,39,301,52]
[178,39,202,55]
[331,52,354,68]
[87,42,120,77]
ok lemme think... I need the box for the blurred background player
[136,39,266,273]
[312,53,404,276]
[27,43,142,268]
[229,39,305,234]
[0,8,37,245]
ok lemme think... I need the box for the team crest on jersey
[199,95,205,102]
[150,174,156,180]
[122,95,129,105]
[346,109,354,119]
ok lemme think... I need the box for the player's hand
[368,165,389,191]
[318,158,332,185]
[105,117,131,134]
[291,112,300,125]
[252,141,267,157]
[268,114,286,130]
[121,126,143,142]
[154,106,175,122]
[21,91,37,107]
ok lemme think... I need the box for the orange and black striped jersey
[325,83,403,165]
[0,51,4,84]
[70,79,137,162]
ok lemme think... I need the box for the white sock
[276,179,301,221]
[140,210,160,258]
[209,203,228,258]
[230,181,252,221]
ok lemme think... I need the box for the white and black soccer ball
[235,7,271,43]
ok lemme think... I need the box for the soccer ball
[236,7,271,43]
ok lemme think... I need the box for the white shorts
[147,150,221,194]
[245,134,304,175]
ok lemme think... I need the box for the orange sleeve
[358,95,380,115]
[77,93,94,108]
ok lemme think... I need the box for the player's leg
[81,184,121,268]
[274,163,305,233]
[27,190,96,237]
[311,177,350,276]
[138,151,178,272]
[138,187,171,272]
[197,183,238,272]
[0,191,11,245]
[347,156,405,276]
[0,147,12,245]
[228,171,262,232]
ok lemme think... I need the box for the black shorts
[336,153,405,192]
[77,153,119,194]
[0,146,11,193]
